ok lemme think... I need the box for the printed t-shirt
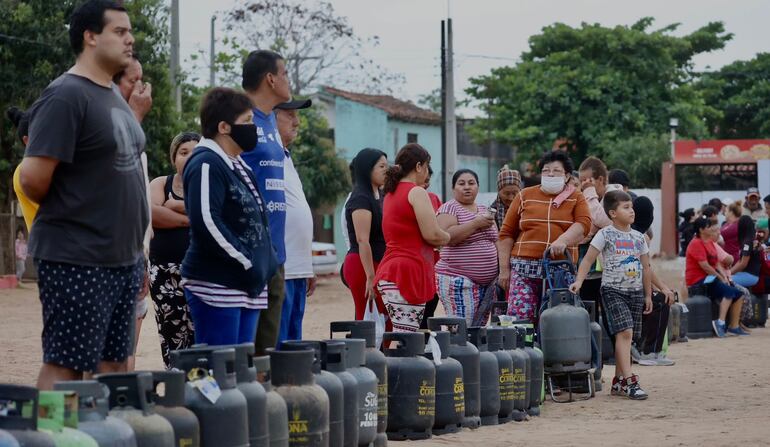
[590,225,649,292]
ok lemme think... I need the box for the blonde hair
[727,200,743,219]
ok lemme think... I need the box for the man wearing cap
[274,98,316,343]
[240,49,292,354]
[489,165,521,230]
[743,187,764,220]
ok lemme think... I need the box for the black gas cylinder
[421,331,463,435]
[466,327,501,426]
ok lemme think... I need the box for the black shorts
[37,258,144,372]
[600,286,644,341]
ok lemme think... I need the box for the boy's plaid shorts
[600,286,644,341]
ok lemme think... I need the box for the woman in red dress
[375,144,450,332]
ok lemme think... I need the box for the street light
[669,117,679,161]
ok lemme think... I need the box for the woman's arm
[437,211,494,246]
[550,222,587,256]
[730,255,750,274]
[409,187,450,247]
[150,176,189,229]
[497,237,515,290]
[697,260,727,283]
[351,209,377,299]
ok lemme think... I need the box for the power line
[0,33,56,48]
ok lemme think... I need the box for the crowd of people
[6,1,768,405]
[681,189,770,337]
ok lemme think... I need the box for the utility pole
[440,20,447,202]
[210,15,216,87]
[443,18,458,200]
[170,0,181,111]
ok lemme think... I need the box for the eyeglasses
[541,168,565,176]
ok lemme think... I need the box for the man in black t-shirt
[18,1,149,389]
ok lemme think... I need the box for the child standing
[15,229,27,284]
[570,190,652,399]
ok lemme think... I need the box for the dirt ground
[2,259,769,446]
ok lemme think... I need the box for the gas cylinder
[230,344,270,447]
[426,317,480,429]
[755,294,768,327]
[338,339,378,447]
[329,321,387,447]
[539,289,592,373]
[501,327,529,422]
[685,294,713,339]
[484,327,515,424]
[268,348,330,447]
[150,371,200,447]
[96,372,175,447]
[0,385,55,446]
[168,348,249,447]
[254,356,289,447]
[581,301,603,392]
[599,316,614,361]
[676,303,689,342]
[382,332,435,441]
[669,303,681,344]
[53,380,137,447]
[319,341,357,447]
[0,429,19,447]
[466,327,501,426]
[37,391,99,447]
[521,327,544,416]
[281,341,344,447]
[422,331,463,435]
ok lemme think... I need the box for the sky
[179,0,770,116]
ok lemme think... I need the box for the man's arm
[18,156,59,203]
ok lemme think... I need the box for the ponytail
[383,165,403,195]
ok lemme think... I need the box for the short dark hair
[112,52,140,84]
[701,205,719,218]
[199,87,253,139]
[763,194,770,204]
[608,169,631,187]
[537,150,574,173]
[242,50,284,91]
[452,169,479,188]
[603,190,633,217]
[69,0,127,55]
[707,197,723,210]
[579,156,607,180]
[693,215,713,236]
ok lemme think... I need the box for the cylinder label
[417,380,436,416]
[511,367,527,400]
[377,383,388,417]
[453,377,465,414]
[360,391,378,428]
[499,367,515,402]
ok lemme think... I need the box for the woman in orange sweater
[497,151,592,322]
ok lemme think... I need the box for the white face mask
[540,175,566,195]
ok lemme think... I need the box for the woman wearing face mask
[497,151,591,322]
[181,87,277,346]
[435,169,499,326]
[489,165,522,231]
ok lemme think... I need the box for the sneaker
[712,320,726,338]
[652,353,675,366]
[727,326,750,336]
[620,374,648,400]
[636,352,659,366]
[630,345,642,363]
[610,376,623,396]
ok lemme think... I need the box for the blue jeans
[185,289,260,346]
[278,278,307,345]
[732,272,759,288]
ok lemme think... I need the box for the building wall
[332,97,390,162]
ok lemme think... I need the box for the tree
[601,133,670,188]
[698,53,770,139]
[466,18,732,164]
[216,0,404,95]
[290,106,350,208]
[418,88,441,114]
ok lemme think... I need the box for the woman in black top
[148,131,199,366]
[342,148,388,320]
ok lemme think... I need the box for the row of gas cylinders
[0,318,545,447]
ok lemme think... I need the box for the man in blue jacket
[241,50,292,354]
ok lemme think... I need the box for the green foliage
[600,133,670,188]
[698,53,770,138]
[466,18,732,166]
[291,107,350,208]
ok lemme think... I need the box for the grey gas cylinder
[169,348,249,447]
[669,303,681,343]
[501,327,529,422]
[320,340,358,447]
[426,317,481,429]
[686,294,713,339]
[339,339,378,447]
[231,344,270,447]
[268,348,330,447]
[421,331,463,435]
[754,294,768,327]
[675,303,689,342]
[382,332,435,441]
[466,327,501,426]
[254,356,289,447]
[281,341,344,447]
[539,289,592,373]
[329,321,387,447]
[484,327,515,424]
[150,371,200,447]
[0,385,55,447]
[96,372,175,447]
[53,380,137,447]
[581,300,603,392]
[522,327,544,416]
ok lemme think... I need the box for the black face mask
[228,123,258,153]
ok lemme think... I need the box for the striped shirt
[182,279,268,309]
[436,200,499,285]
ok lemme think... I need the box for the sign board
[674,139,770,164]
